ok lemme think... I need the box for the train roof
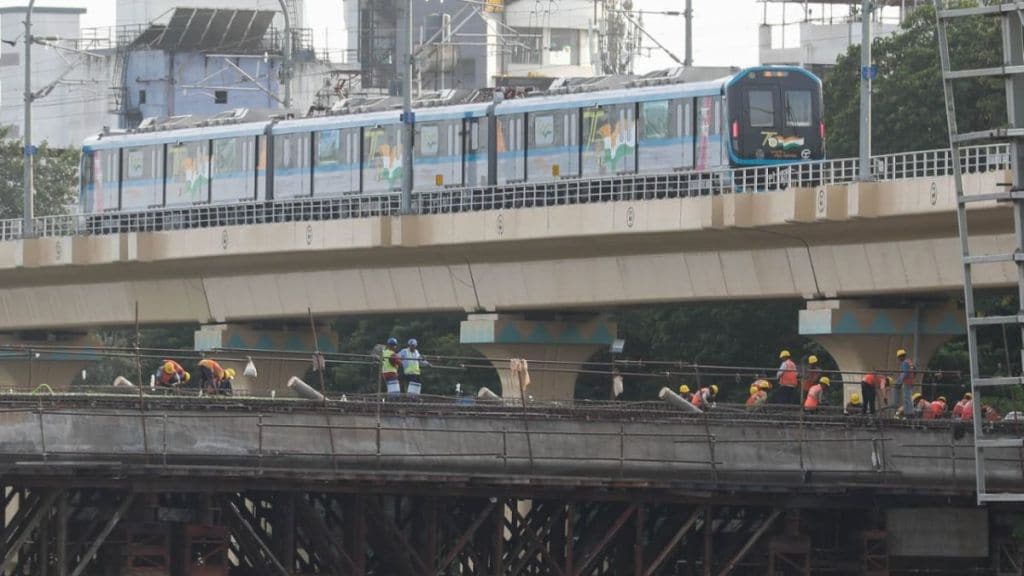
[83,120,269,151]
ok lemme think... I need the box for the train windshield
[727,69,824,164]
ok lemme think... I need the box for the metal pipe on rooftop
[277,0,292,110]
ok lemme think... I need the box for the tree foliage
[0,126,80,220]
[824,3,1004,158]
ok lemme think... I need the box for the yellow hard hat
[758,380,772,390]
[224,368,236,379]
[912,392,922,401]
[710,385,719,395]
[807,355,818,364]
[896,349,907,358]
[819,376,830,386]
[183,371,191,383]
[964,392,973,399]
[850,393,862,404]
[779,350,791,359]
[749,385,759,395]
[163,361,175,374]
[679,384,690,394]
[937,396,947,403]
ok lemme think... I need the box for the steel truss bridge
[0,394,1021,575]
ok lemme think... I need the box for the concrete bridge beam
[799,300,965,407]
[0,333,100,391]
[460,314,617,401]
[194,324,338,397]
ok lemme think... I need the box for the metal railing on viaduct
[0,144,1010,242]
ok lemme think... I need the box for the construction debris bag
[243,357,258,378]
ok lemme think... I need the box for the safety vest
[381,349,398,376]
[198,359,224,379]
[926,400,945,420]
[159,359,184,384]
[780,359,798,387]
[862,373,881,388]
[745,393,758,407]
[402,349,422,375]
[953,399,969,419]
[959,400,974,421]
[804,384,823,410]
[691,389,704,409]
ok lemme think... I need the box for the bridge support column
[460,314,617,400]
[799,300,964,407]
[0,333,100,391]
[195,324,338,397]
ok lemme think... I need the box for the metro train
[80,66,823,214]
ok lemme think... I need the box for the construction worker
[775,350,799,405]
[381,338,402,395]
[218,368,235,396]
[911,392,930,419]
[953,392,972,419]
[678,384,693,403]
[894,349,915,417]
[859,372,889,415]
[691,385,718,411]
[197,358,225,394]
[801,355,821,394]
[803,376,830,411]
[154,359,190,388]
[924,396,947,420]
[844,393,862,415]
[746,383,768,408]
[398,338,430,396]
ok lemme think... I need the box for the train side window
[748,90,775,127]
[419,124,440,157]
[640,101,669,139]
[785,90,813,127]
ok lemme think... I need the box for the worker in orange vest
[775,350,799,404]
[952,393,972,419]
[154,359,190,388]
[859,373,889,415]
[691,385,718,411]
[197,358,225,394]
[911,392,930,418]
[746,384,767,408]
[923,396,947,420]
[801,355,821,394]
[803,376,830,411]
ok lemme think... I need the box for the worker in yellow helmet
[804,376,830,411]
[844,392,862,415]
[691,384,719,411]
[154,359,189,388]
[894,349,916,416]
[217,368,236,396]
[776,350,799,405]
[801,355,821,395]
[678,384,693,403]
[746,382,768,408]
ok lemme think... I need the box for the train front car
[726,66,824,166]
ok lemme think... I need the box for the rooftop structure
[758,0,928,73]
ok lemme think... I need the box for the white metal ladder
[934,0,1024,503]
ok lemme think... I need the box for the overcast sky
[0,0,853,72]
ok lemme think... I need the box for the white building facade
[0,6,116,149]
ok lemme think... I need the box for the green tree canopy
[0,126,80,220]
[824,3,1003,157]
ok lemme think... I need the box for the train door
[464,117,488,187]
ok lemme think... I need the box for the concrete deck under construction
[0,395,1018,496]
